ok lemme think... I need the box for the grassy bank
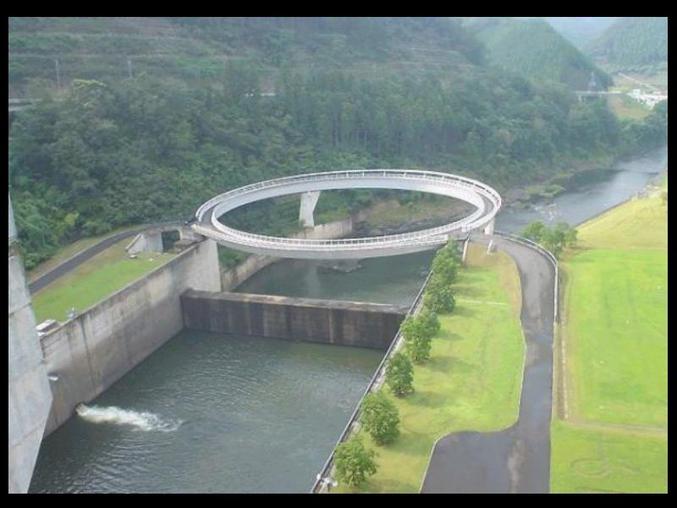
[551,182,667,492]
[335,244,524,492]
[32,238,175,323]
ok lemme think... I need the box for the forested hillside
[586,17,667,74]
[9,17,483,96]
[463,18,612,90]
[8,18,667,269]
[543,17,617,50]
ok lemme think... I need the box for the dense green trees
[8,27,666,270]
[521,221,578,258]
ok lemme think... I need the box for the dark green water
[29,332,384,493]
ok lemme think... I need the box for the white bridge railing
[193,170,501,255]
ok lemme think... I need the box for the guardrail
[493,230,559,323]
[310,268,435,493]
[194,170,501,256]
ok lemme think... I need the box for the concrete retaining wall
[181,290,407,350]
[221,215,358,290]
[39,239,221,436]
[9,194,53,493]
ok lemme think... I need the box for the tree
[334,437,377,487]
[386,352,414,397]
[405,333,433,363]
[360,392,400,445]
[418,306,440,338]
[521,221,547,242]
[424,275,456,314]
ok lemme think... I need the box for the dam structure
[14,169,503,491]
[192,169,501,259]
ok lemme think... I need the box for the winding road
[420,233,555,493]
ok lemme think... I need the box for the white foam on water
[75,404,182,432]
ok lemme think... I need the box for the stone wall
[181,290,407,350]
[39,239,221,436]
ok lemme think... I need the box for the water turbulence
[75,404,183,433]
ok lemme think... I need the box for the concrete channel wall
[39,239,221,437]
[181,290,407,350]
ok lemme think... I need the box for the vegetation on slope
[543,17,618,50]
[9,17,484,96]
[552,183,667,492]
[31,238,174,323]
[9,18,667,270]
[586,17,667,74]
[464,17,612,90]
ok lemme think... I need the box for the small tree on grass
[424,276,456,314]
[386,351,414,397]
[418,306,440,337]
[360,392,400,445]
[334,437,377,487]
[406,334,432,363]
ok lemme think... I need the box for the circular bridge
[192,170,501,259]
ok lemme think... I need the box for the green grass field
[27,225,143,282]
[551,184,667,493]
[335,244,525,492]
[32,239,175,323]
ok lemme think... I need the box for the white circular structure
[192,170,501,259]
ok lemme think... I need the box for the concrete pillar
[483,218,495,236]
[179,226,203,243]
[9,195,53,493]
[299,191,321,228]
[461,237,470,265]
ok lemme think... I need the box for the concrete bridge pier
[299,191,321,228]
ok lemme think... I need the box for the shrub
[405,333,432,363]
[417,306,440,337]
[360,392,400,445]
[424,277,456,314]
[386,351,414,397]
[334,437,377,487]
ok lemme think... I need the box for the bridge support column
[299,191,321,228]
[483,218,495,236]
[179,227,203,243]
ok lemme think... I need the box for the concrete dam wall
[182,290,408,350]
[39,239,221,437]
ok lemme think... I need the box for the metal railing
[310,268,435,493]
[194,170,501,255]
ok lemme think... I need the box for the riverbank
[334,244,524,492]
[550,180,667,492]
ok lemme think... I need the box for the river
[28,145,666,493]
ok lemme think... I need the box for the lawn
[335,244,525,492]
[31,238,175,323]
[27,225,144,282]
[552,188,667,492]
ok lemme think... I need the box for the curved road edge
[420,233,556,493]
[27,222,183,295]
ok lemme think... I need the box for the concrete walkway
[420,234,555,493]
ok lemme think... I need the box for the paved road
[27,222,182,295]
[420,234,555,493]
